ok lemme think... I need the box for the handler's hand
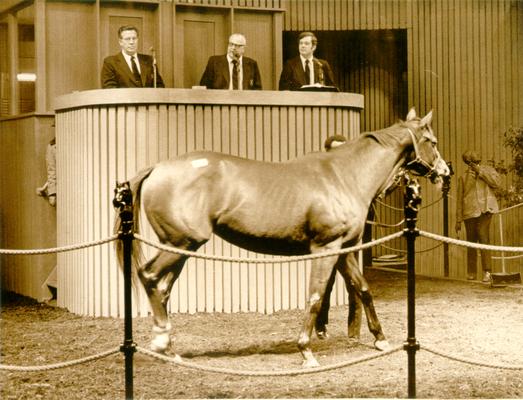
[455,222,461,236]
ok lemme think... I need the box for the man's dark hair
[299,31,317,46]
[118,25,139,38]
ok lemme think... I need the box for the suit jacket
[101,52,165,88]
[200,55,262,90]
[278,56,335,91]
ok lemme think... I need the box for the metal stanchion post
[113,182,135,400]
[441,161,453,277]
[403,175,421,399]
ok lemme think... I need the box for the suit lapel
[219,56,230,87]
[295,57,307,85]
[136,55,147,86]
[117,53,136,85]
[242,59,249,88]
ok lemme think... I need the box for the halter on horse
[115,108,449,367]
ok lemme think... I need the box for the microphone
[150,47,157,88]
[317,61,325,86]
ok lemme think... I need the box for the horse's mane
[359,117,422,149]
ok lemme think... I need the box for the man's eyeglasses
[228,42,245,48]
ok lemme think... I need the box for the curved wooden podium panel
[55,89,363,317]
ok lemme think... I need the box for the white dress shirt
[122,51,141,74]
[300,55,314,85]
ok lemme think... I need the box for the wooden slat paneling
[282,0,522,279]
[55,89,362,317]
[0,115,57,300]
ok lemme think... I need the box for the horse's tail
[114,166,155,292]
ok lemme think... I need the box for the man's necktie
[232,60,239,90]
[131,56,142,87]
[305,59,311,85]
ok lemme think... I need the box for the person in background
[324,134,347,151]
[36,137,56,207]
[200,33,262,90]
[455,149,502,282]
[101,25,164,88]
[279,31,336,91]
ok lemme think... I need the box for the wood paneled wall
[55,89,363,317]
[280,0,522,279]
[0,114,56,300]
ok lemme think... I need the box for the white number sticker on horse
[191,158,209,168]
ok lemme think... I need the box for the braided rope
[366,219,405,228]
[419,230,523,252]
[374,196,443,212]
[134,231,404,264]
[374,198,403,212]
[493,253,523,260]
[421,345,523,371]
[377,241,443,255]
[136,345,403,377]
[0,347,120,372]
[0,235,118,255]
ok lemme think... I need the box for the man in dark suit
[200,33,262,90]
[101,25,164,88]
[279,31,336,91]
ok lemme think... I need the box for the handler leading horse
[115,108,449,367]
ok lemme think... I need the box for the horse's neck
[375,157,406,198]
[334,127,411,203]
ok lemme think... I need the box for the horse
[115,108,449,367]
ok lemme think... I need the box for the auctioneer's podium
[54,88,363,317]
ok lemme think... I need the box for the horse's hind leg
[298,242,342,367]
[347,282,363,339]
[138,250,188,353]
[315,267,336,339]
[336,253,389,351]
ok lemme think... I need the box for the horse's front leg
[337,253,389,351]
[139,251,187,353]
[298,241,341,367]
[347,281,363,338]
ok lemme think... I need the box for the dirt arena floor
[1,268,522,399]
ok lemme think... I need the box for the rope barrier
[377,241,443,255]
[374,195,443,212]
[419,230,523,253]
[0,347,120,372]
[136,345,403,377]
[134,231,404,264]
[366,219,405,228]
[493,253,523,260]
[0,235,118,255]
[1,226,522,385]
[421,345,523,371]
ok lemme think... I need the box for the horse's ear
[406,107,416,121]
[420,110,433,126]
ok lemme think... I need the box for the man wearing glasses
[200,33,262,90]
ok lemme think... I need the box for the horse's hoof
[150,342,168,353]
[374,339,390,351]
[301,357,321,368]
[150,335,171,353]
[315,329,329,340]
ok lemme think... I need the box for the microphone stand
[151,47,157,88]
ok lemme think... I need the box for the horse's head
[403,108,450,184]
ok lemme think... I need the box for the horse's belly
[214,224,309,256]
